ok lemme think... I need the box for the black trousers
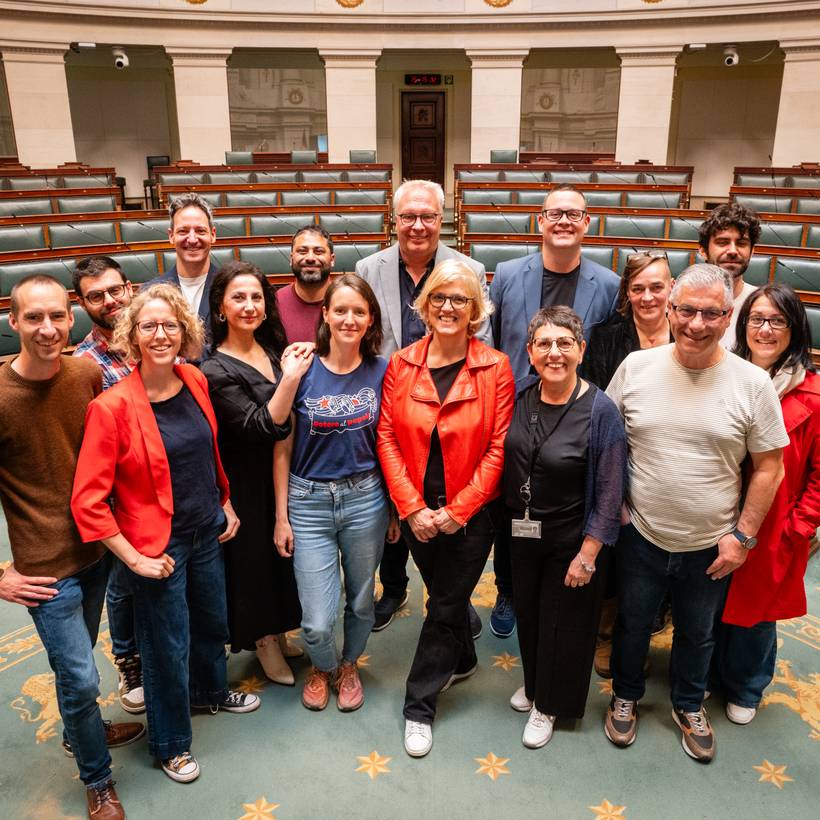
[510,535,608,719]
[492,510,514,596]
[402,509,494,724]
[377,532,410,600]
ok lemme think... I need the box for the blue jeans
[106,557,136,658]
[28,555,112,788]
[289,470,388,672]
[715,620,777,708]
[611,523,728,712]
[129,514,229,760]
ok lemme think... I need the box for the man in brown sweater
[0,275,143,820]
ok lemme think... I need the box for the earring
[218,313,226,322]
[262,313,267,320]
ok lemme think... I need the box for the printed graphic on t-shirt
[305,387,378,435]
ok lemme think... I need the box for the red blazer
[723,371,820,626]
[377,335,514,525]
[71,363,230,558]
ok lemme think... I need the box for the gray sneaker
[604,695,638,747]
[672,706,715,762]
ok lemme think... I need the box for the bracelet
[578,556,596,574]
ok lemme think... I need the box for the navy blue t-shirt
[290,356,388,481]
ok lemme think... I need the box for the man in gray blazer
[487,184,620,639]
[355,179,491,632]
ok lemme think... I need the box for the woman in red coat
[72,283,255,785]
[377,258,514,758]
[719,283,820,724]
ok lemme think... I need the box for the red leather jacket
[377,335,514,525]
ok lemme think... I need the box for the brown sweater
[0,357,104,579]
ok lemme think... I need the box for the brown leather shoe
[333,661,364,712]
[86,780,124,819]
[64,721,145,757]
[302,667,332,711]
[594,638,612,678]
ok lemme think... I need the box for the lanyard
[519,377,582,511]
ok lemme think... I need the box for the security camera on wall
[723,46,740,67]
[112,47,129,70]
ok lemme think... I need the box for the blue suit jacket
[489,252,620,385]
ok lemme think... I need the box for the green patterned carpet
[0,517,817,820]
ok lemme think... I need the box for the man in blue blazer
[488,184,620,638]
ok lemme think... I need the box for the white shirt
[177,272,208,317]
[721,280,758,349]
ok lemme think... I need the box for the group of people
[0,182,817,820]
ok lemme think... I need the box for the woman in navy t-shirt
[274,274,396,713]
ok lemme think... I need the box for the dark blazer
[489,252,620,386]
[154,259,219,326]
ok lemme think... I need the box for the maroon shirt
[275,284,323,344]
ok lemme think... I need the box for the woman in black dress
[202,261,312,685]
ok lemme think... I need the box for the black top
[423,358,466,507]
[581,313,674,390]
[151,385,219,533]
[200,349,301,650]
[399,254,435,348]
[541,263,580,310]
[503,383,596,542]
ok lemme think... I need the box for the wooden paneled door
[401,92,445,186]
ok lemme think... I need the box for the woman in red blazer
[377,259,514,758]
[719,283,820,725]
[72,283,254,786]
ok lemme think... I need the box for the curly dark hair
[208,261,287,356]
[732,282,815,376]
[698,202,761,251]
[315,274,383,358]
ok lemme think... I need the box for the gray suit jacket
[355,243,492,357]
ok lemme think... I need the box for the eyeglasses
[627,250,668,263]
[748,314,790,330]
[397,212,441,227]
[429,292,474,310]
[670,304,730,323]
[82,284,127,305]
[532,336,577,353]
[136,320,181,336]
[541,208,586,223]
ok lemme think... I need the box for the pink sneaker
[334,661,364,712]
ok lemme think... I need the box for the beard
[291,261,331,285]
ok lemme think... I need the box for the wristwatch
[732,528,758,550]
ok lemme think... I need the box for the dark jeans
[492,509,514,597]
[377,531,410,600]
[402,508,494,724]
[715,620,777,708]
[129,514,229,760]
[106,557,136,658]
[28,555,112,788]
[611,523,728,713]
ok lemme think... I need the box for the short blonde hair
[111,282,205,362]
[413,259,493,336]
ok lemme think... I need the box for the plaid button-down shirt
[73,325,134,391]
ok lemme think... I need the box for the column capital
[779,40,820,60]
[319,49,381,69]
[616,46,682,67]
[466,49,529,69]
[0,42,70,64]
[165,47,233,66]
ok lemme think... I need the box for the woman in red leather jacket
[377,258,514,759]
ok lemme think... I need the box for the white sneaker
[161,750,200,783]
[404,720,433,757]
[510,685,533,712]
[726,702,756,725]
[522,706,555,749]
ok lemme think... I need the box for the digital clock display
[405,74,442,86]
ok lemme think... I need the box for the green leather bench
[254,171,299,183]
[603,215,666,239]
[319,214,386,235]
[225,151,253,165]
[0,226,46,252]
[464,213,532,234]
[238,245,294,275]
[159,174,205,185]
[110,252,160,284]
[758,222,803,247]
[796,198,820,215]
[735,174,788,187]
[333,244,382,272]
[225,192,277,208]
[334,190,387,205]
[503,171,546,183]
[213,216,246,237]
[49,221,117,248]
[61,175,112,188]
[745,255,772,286]
[0,198,53,216]
[346,170,390,182]
[56,196,117,214]
[250,215,310,236]
[669,217,702,241]
[468,243,540,272]
[281,191,331,206]
[120,219,167,243]
[582,246,615,269]
[461,190,513,205]
[596,171,642,184]
[548,171,592,184]
[735,195,793,214]
[584,191,622,207]
[207,172,252,185]
[805,304,820,349]
[302,171,345,183]
[626,192,682,209]
[0,258,75,296]
[773,257,820,292]
[457,171,502,182]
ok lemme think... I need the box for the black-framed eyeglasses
[136,320,181,336]
[541,208,586,223]
[82,284,127,305]
[397,212,441,227]
[531,336,577,353]
[429,292,474,310]
[748,314,790,330]
[626,250,668,263]
[670,304,730,323]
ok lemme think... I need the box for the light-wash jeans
[289,470,388,672]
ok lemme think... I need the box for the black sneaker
[191,689,261,714]
[372,590,409,632]
[672,706,715,762]
[489,593,515,638]
[469,603,482,640]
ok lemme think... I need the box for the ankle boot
[256,635,295,686]
[278,632,304,659]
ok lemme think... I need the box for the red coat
[71,363,230,558]
[376,335,514,525]
[723,371,820,626]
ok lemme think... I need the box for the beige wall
[669,46,783,205]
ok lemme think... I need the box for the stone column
[319,50,380,163]
[466,50,529,163]
[772,41,820,166]
[615,47,681,164]
[1,45,76,165]
[166,48,232,163]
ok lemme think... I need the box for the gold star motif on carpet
[474,752,510,781]
[597,679,614,695]
[355,751,392,779]
[588,799,626,819]
[236,675,266,694]
[239,796,279,820]
[491,652,520,672]
[753,760,794,789]
[356,655,370,668]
